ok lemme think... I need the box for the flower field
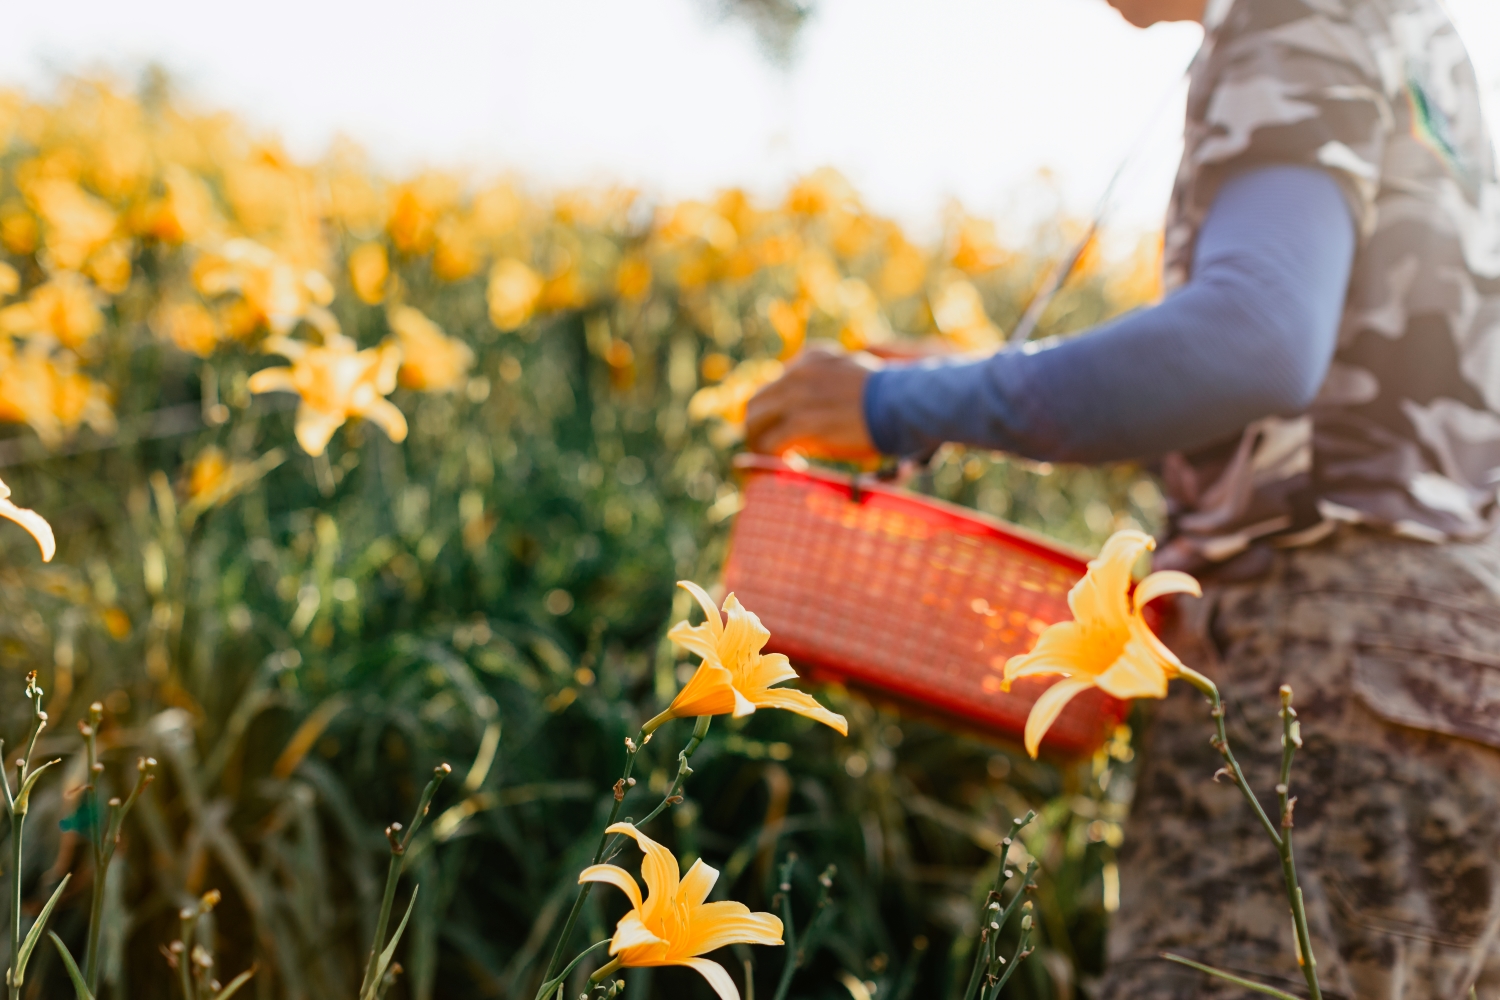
[0,76,1169,999]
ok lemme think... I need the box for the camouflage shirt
[1156,0,1500,574]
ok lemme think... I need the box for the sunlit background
[9,0,1499,241]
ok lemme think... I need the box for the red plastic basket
[722,455,1129,757]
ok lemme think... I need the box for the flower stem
[962,813,1035,1000]
[770,856,799,1000]
[539,714,715,997]
[1174,667,1321,1000]
[587,956,623,984]
[358,764,450,1000]
[1160,954,1303,1000]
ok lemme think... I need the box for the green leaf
[14,758,61,816]
[47,932,94,1000]
[13,874,70,987]
[359,886,418,1000]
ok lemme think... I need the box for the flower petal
[668,662,744,720]
[1132,570,1202,615]
[293,404,345,457]
[609,910,665,957]
[719,594,772,672]
[677,580,724,641]
[667,620,722,666]
[1002,621,1093,684]
[679,958,741,1000]
[361,397,409,444]
[685,903,784,954]
[0,498,55,562]
[1093,638,1172,700]
[246,366,297,395]
[679,858,719,908]
[743,651,798,692]
[605,823,680,926]
[1126,612,1187,678]
[752,687,848,735]
[1022,676,1096,759]
[579,864,644,913]
[1068,530,1152,633]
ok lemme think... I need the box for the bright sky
[5,0,1500,241]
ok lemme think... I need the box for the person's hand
[744,346,883,460]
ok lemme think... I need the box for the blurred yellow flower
[187,446,231,502]
[433,217,482,282]
[1004,530,1201,757]
[948,215,1010,275]
[0,202,37,255]
[0,272,104,350]
[0,262,18,298]
[26,177,117,271]
[152,300,222,357]
[193,239,336,336]
[662,581,847,735]
[247,334,406,456]
[834,278,892,351]
[348,242,389,305]
[388,305,474,392]
[878,234,927,300]
[580,822,782,1000]
[134,165,216,245]
[615,252,652,301]
[487,258,542,331]
[767,298,809,360]
[85,239,133,295]
[387,171,460,256]
[688,358,784,426]
[0,475,54,562]
[785,167,858,219]
[931,277,1001,350]
[0,342,115,447]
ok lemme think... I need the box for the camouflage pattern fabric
[1154,0,1500,577]
[1101,528,1500,1000]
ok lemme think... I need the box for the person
[744,0,1500,996]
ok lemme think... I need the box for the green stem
[533,938,611,1000]
[1175,667,1321,1000]
[8,801,21,1000]
[82,706,104,991]
[541,715,711,992]
[770,857,798,1000]
[358,765,450,1000]
[962,814,1034,1000]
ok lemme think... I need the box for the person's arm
[861,164,1356,463]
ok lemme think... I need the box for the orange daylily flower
[0,475,54,562]
[580,823,782,1000]
[664,581,847,735]
[1004,530,1201,757]
[247,334,406,456]
[388,305,474,392]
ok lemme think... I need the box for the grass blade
[211,965,257,1000]
[1161,953,1304,1000]
[47,932,94,1000]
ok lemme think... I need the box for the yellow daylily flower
[487,258,542,332]
[0,272,105,350]
[348,242,389,305]
[388,305,474,393]
[687,359,784,427]
[1003,529,1201,758]
[663,581,847,735]
[580,823,782,1000]
[0,475,54,562]
[247,334,406,456]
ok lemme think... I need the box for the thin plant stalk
[80,702,157,993]
[357,764,450,1000]
[769,855,836,1000]
[537,713,711,996]
[1171,668,1322,1000]
[961,813,1036,1000]
[3,673,59,1000]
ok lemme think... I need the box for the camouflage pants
[1099,529,1500,1000]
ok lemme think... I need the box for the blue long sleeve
[862,165,1356,463]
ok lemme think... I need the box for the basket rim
[731,454,1093,571]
